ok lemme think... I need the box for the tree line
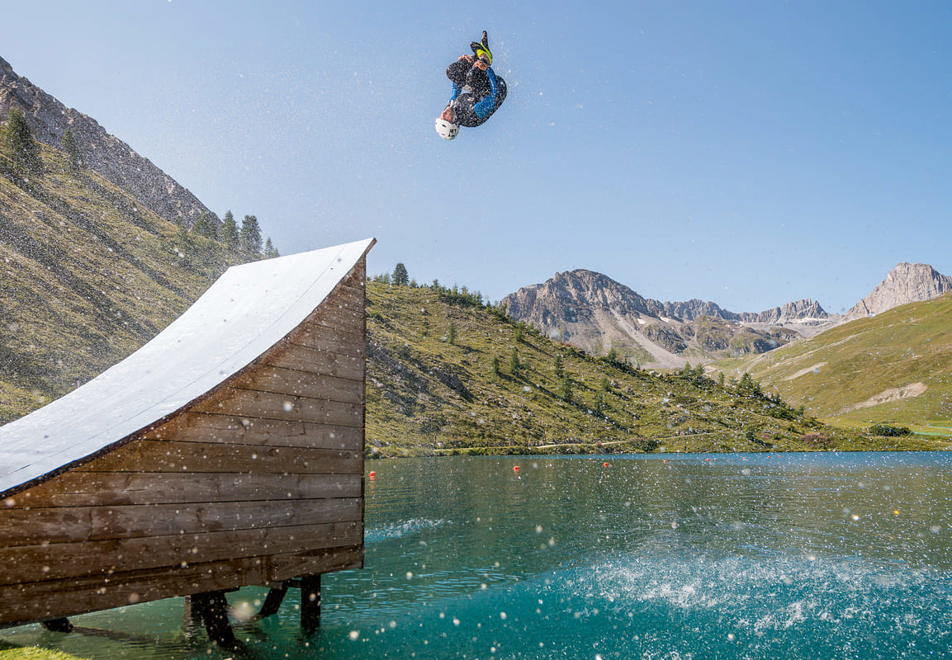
[190,210,279,258]
[371,262,489,308]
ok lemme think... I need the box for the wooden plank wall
[0,260,367,627]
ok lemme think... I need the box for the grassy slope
[0,645,84,660]
[365,283,941,456]
[714,293,952,436]
[0,145,245,422]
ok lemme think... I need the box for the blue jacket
[448,66,507,128]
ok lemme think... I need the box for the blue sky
[3,1,952,313]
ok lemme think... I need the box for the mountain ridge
[0,55,216,227]
[501,269,824,368]
[504,269,828,325]
[503,261,952,371]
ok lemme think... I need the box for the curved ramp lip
[0,238,375,496]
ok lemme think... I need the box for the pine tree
[192,212,218,240]
[509,348,520,377]
[447,321,456,345]
[239,215,262,254]
[393,263,409,286]
[264,237,280,258]
[60,128,80,170]
[738,372,761,396]
[593,389,605,415]
[220,211,238,250]
[491,355,501,377]
[553,353,564,378]
[2,108,42,174]
[559,375,573,403]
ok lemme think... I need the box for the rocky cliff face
[504,270,654,327]
[845,263,952,320]
[0,55,216,226]
[742,299,829,324]
[501,269,816,368]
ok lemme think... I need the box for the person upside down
[435,31,507,140]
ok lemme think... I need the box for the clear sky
[3,1,952,314]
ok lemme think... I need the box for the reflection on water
[3,453,952,658]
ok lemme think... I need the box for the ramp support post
[41,618,73,633]
[300,574,322,635]
[251,582,289,621]
[191,590,238,650]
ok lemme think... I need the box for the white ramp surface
[0,238,374,495]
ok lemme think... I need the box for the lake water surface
[4,452,952,658]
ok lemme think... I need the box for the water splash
[364,517,446,543]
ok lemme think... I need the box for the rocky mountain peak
[749,298,828,324]
[503,269,653,328]
[846,262,952,319]
[502,269,825,368]
[0,55,215,226]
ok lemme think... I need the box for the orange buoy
[663,459,668,464]
[603,462,610,468]
[513,465,520,472]
[705,458,711,462]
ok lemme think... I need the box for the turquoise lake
[4,452,952,658]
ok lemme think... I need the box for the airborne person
[434,31,508,140]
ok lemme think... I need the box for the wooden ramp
[0,237,374,642]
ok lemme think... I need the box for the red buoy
[369,471,377,479]
[663,459,668,464]
[603,462,610,468]
[513,465,520,472]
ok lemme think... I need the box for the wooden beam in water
[191,590,238,650]
[251,583,289,622]
[300,574,321,635]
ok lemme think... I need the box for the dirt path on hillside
[842,382,928,413]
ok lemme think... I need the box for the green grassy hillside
[0,144,247,422]
[365,283,942,456]
[714,294,952,436]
